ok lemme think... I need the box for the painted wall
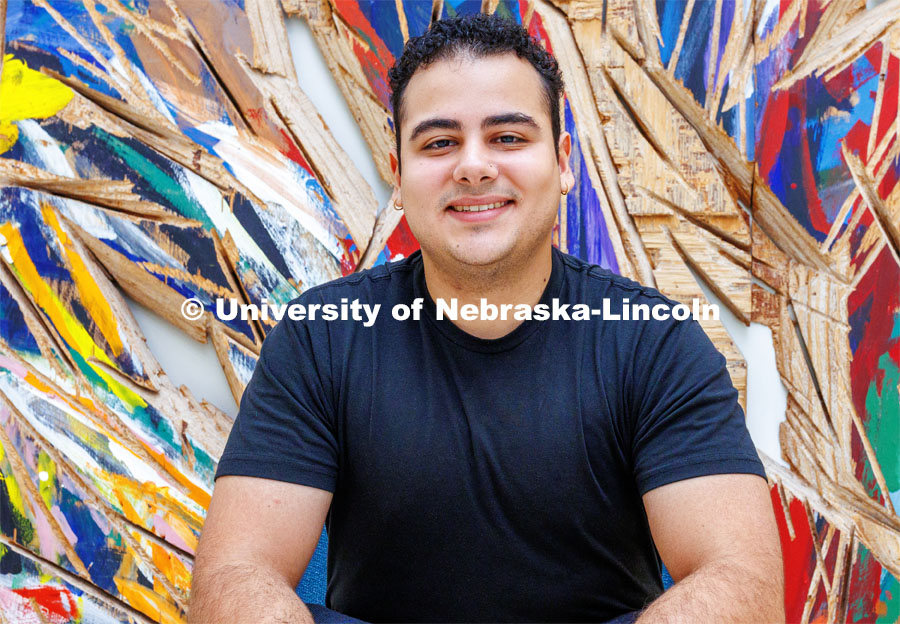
[0,1,897,622]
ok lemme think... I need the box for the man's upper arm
[197,475,332,586]
[642,473,782,583]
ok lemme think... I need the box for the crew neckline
[412,247,565,353]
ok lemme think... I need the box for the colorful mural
[0,0,897,621]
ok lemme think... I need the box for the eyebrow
[407,112,540,143]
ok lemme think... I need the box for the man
[188,13,784,624]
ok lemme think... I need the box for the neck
[422,245,554,339]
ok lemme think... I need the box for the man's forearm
[636,557,784,623]
[187,562,314,624]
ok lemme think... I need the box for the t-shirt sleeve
[215,314,338,492]
[629,313,766,495]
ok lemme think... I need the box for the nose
[452,140,498,186]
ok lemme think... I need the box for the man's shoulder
[293,252,421,304]
[555,248,680,307]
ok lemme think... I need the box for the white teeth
[450,200,509,212]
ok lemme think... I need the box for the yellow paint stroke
[0,449,28,521]
[0,54,73,154]
[0,223,116,370]
[114,577,184,624]
[2,227,149,414]
[37,450,57,510]
[42,204,124,358]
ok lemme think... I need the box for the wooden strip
[358,202,405,270]
[246,0,295,77]
[599,67,697,195]
[704,0,723,112]
[754,0,802,63]
[396,0,411,42]
[637,186,750,251]
[94,0,200,85]
[0,160,201,225]
[820,189,858,253]
[30,0,131,97]
[0,261,73,383]
[663,226,751,325]
[842,144,900,266]
[531,3,642,283]
[713,0,752,117]
[839,374,896,515]
[803,503,832,595]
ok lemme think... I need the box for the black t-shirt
[215,248,765,623]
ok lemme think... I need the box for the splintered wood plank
[635,217,748,409]
[530,5,641,282]
[210,323,259,406]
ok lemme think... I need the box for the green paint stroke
[92,127,214,230]
[877,567,900,623]
[67,345,179,458]
[865,353,900,494]
[859,451,886,502]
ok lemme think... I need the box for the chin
[447,245,518,268]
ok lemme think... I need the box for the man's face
[390,52,574,272]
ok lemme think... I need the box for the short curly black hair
[387,12,565,174]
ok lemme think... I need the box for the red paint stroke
[872,135,897,181]
[779,0,794,18]
[756,89,790,180]
[525,10,554,56]
[385,215,419,261]
[849,246,900,425]
[793,86,831,235]
[844,118,873,158]
[278,129,315,178]
[335,2,396,109]
[245,107,266,126]
[770,486,817,622]
[823,41,880,103]
[877,157,899,200]
[823,527,840,582]
[12,586,79,621]
[340,235,359,275]
[875,55,899,150]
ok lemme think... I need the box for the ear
[558,131,575,193]
[389,147,402,207]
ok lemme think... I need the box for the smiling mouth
[448,200,512,213]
